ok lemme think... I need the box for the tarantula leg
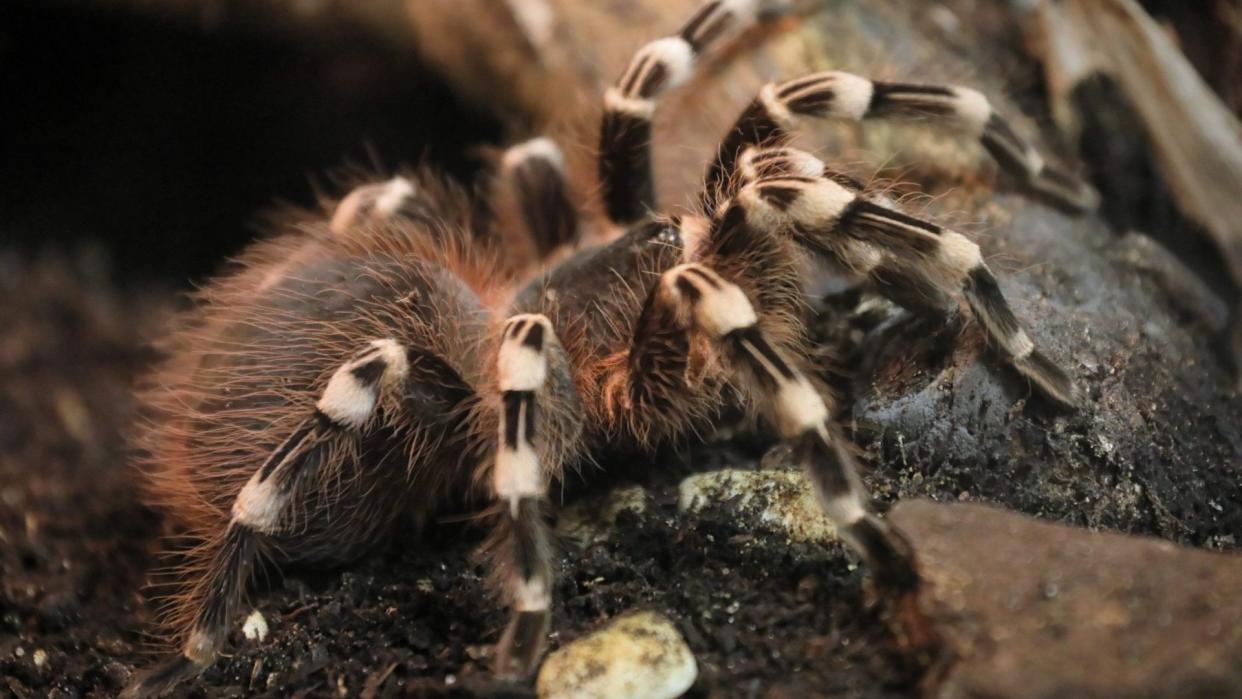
[124,340,409,698]
[654,263,917,588]
[498,137,579,257]
[490,314,557,677]
[599,0,764,224]
[705,71,1099,214]
[731,145,867,191]
[734,168,1080,409]
[329,176,418,234]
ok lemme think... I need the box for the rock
[849,192,1242,547]
[678,469,837,544]
[536,611,697,699]
[556,485,648,546]
[889,499,1242,698]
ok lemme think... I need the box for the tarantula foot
[850,515,920,594]
[494,609,551,678]
[1028,163,1101,215]
[122,655,204,699]
[907,306,965,346]
[1013,347,1081,411]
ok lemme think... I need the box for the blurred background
[0,0,500,284]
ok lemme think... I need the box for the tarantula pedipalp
[127,0,1094,694]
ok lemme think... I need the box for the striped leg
[730,159,1079,409]
[599,0,763,224]
[732,145,869,190]
[124,341,409,698]
[496,137,579,258]
[329,177,419,234]
[724,145,964,320]
[704,71,1099,214]
[489,314,560,677]
[643,264,917,589]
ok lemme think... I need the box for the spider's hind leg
[125,340,410,698]
[492,137,580,261]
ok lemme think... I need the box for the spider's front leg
[599,0,765,224]
[728,153,1080,409]
[596,0,1095,220]
[125,340,410,698]
[622,263,917,589]
[704,71,1099,214]
[487,313,582,677]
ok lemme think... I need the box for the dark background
[0,1,499,284]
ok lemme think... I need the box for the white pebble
[32,649,47,668]
[242,610,269,642]
[678,469,839,543]
[537,611,697,699]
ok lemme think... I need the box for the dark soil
[0,253,163,698]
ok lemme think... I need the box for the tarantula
[126,0,1095,694]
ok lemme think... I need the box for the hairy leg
[329,177,420,234]
[617,262,917,588]
[125,340,411,697]
[487,313,581,677]
[724,153,1079,408]
[704,71,1099,214]
[494,137,580,259]
[598,0,767,224]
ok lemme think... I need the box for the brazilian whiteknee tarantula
[127,0,1095,694]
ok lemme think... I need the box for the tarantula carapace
[126,0,1094,694]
